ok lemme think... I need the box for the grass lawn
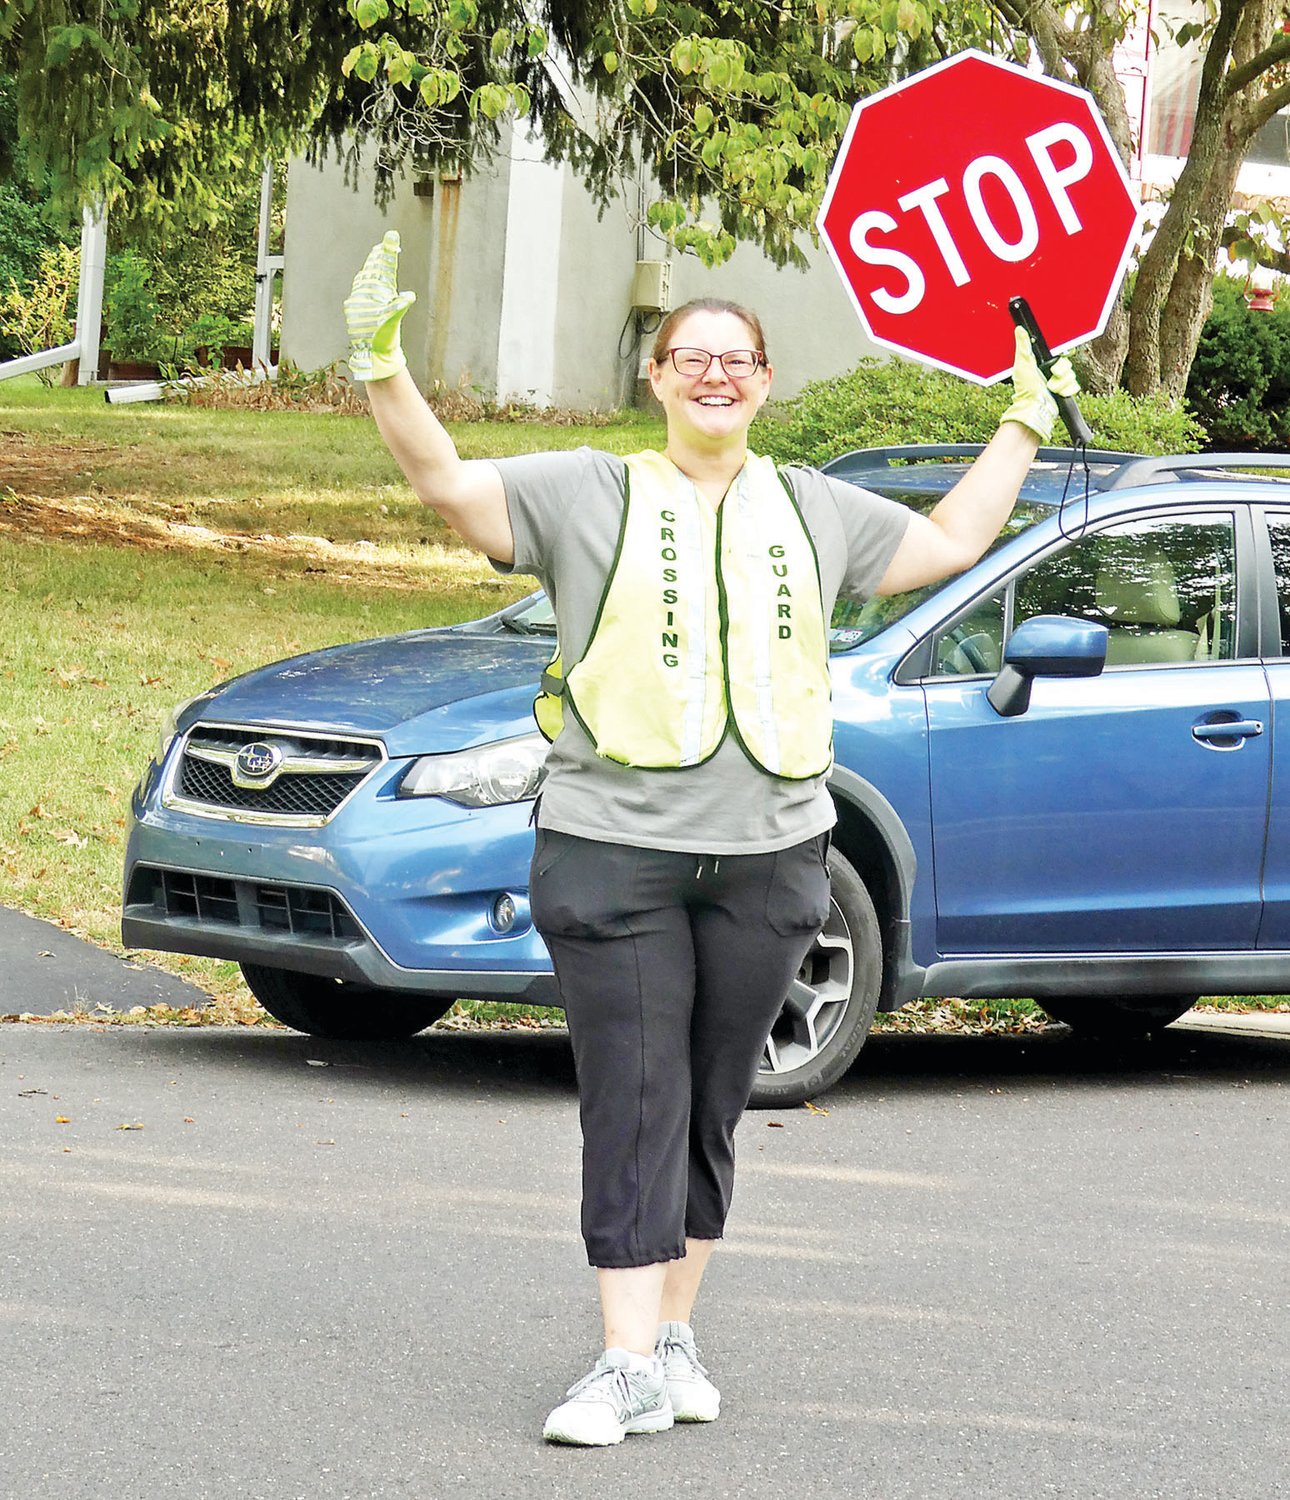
[0,376,1280,1027]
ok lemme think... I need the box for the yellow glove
[999,327,1080,444]
[344,231,417,382]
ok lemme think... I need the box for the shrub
[0,242,79,381]
[0,74,76,361]
[104,249,168,363]
[753,356,1205,466]
[1185,276,1290,451]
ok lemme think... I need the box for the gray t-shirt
[491,447,910,854]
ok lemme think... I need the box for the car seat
[1094,545,1200,665]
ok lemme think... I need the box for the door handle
[1191,718,1264,747]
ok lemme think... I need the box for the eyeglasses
[665,347,767,378]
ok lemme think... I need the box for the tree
[4,0,1288,397]
[1002,0,1290,398]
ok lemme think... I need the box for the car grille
[128,866,362,941]
[169,724,384,823]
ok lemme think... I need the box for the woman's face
[648,309,773,450]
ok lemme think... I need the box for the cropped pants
[530,827,831,1269]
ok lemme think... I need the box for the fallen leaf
[116,1122,144,1131]
[767,1120,784,1129]
[183,1117,195,1124]
[803,1101,830,1116]
[55,1115,70,1124]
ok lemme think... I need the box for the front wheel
[240,964,454,1039]
[749,848,883,1109]
[1037,993,1197,1037]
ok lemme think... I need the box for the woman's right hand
[344,231,418,383]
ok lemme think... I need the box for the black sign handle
[1007,296,1093,448]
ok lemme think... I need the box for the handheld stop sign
[816,50,1141,443]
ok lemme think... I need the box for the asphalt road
[0,904,210,1017]
[3,1017,1289,1500]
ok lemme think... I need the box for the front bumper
[123,758,558,1004]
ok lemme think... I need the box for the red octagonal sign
[817,50,1141,384]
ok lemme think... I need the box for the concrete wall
[280,128,886,408]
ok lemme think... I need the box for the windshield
[502,596,556,635]
[829,494,1051,652]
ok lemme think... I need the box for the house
[279,127,886,409]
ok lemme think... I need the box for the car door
[922,508,1269,956]
[1254,509,1290,948]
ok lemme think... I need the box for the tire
[240,963,454,1039]
[1037,993,1198,1037]
[748,848,883,1109]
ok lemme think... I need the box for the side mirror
[987,615,1108,718]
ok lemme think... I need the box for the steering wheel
[944,625,992,674]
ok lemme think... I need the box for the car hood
[195,631,551,755]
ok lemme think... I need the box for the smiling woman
[344,229,1069,1446]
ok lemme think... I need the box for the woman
[344,232,1075,1446]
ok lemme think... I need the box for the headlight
[155,692,212,766]
[398,733,548,807]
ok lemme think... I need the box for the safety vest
[534,450,833,779]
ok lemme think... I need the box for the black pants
[530,828,831,1269]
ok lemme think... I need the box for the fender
[827,764,926,1009]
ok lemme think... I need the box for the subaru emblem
[233,741,283,787]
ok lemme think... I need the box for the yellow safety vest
[534,450,833,780]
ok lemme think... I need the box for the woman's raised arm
[345,233,514,563]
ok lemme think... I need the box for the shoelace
[658,1334,708,1377]
[565,1362,649,1411]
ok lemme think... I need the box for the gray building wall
[281,127,885,408]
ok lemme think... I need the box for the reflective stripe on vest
[535,450,832,779]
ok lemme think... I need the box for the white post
[75,204,108,384]
[253,162,283,371]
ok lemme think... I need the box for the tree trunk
[1081,297,1128,395]
[1156,151,1244,398]
[1122,0,1280,396]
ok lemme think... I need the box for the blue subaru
[122,444,1290,1105]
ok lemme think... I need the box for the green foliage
[104,248,165,362]
[1185,277,1290,452]
[0,72,74,359]
[0,0,1004,268]
[0,242,78,380]
[753,358,1205,467]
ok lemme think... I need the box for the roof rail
[822,443,1141,472]
[1105,453,1290,489]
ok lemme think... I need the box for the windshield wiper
[501,614,555,636]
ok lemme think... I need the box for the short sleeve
[788,466,912,602]
[489,447,599,578]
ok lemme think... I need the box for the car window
[1015,514,1237,666]
[829,496,1051,653]
[930,589,1007,676]
[1263,515,1290,655]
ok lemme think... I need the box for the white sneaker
[655,1321,721,1422]
[542,1349,674,1446]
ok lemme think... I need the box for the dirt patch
[0,432,125,500]
[0,488,503,591]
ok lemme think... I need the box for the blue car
[122,444,1290,1105]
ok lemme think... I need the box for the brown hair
[650,298,768,365]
